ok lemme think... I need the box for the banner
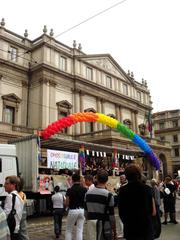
[47,149,78,169]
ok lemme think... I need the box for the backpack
[7,193,16,234]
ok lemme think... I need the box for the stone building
[0,18,172,177]
[153,109,180,177]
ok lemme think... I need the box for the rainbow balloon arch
[41,112,160,170]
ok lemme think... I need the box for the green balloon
[117,122,135,140]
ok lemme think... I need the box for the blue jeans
[53,208,64,236]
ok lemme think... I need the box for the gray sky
[1,0,180,112]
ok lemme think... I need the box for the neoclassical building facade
[153,110,180,176]
[0,19,172,177]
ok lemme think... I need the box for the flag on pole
[37,131,41,161]
[79,145,86,175]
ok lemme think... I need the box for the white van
[0,144,18,197]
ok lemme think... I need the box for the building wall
[0,22,173,176]
[153,110,180,176]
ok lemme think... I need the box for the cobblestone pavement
[27,198,180,240]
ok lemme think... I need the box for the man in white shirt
[4,176,24,240]
[84,175,94,190]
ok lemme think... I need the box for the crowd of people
[0,165,179,240]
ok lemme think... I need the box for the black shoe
[56,235,59,239]
[162,221,167,225]
[172,220,178,224]
[168,220,174,223]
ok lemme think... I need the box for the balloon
[41,112,160,170]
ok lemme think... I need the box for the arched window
[107,113,116,119]
[56,100,72,133]
[123,119,132,129]
[138,123,146,136]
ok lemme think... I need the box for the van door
[0,156,18,196]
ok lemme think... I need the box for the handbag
[7,193,16,234]
[102,193,113,240]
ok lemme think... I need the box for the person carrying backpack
[3,176,24,240]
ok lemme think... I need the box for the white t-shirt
[4,190,24,233]
[51,192,64,209]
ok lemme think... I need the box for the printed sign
[47,149,78,169]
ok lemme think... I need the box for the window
[173,135,178,142]
[174,148,179,157]
[123,83,128,95]
[85,122,94,133]
[160,136,165,141]
[59,56,67,71]
[86,67,93,81]
[172,120,178,128]
[4,106,15,124]
[106,76,112,89]
[138,123,146,135]
[137,91,141,101]
[58,111,68,133]
[123,119,132,129]
[84,108,96,133]
[2,93,21,125]
[159,122,165,129]
[9,47,17,62]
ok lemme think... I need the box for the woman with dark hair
[118,164,156,240]
[161,175,178,224]
[51,185,65,239]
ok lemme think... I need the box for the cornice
[0,35,31,50]
[38,77,57,86]
[154,127,180,134]
[0,58,28,72]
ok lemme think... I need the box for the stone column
[115,104,120,121]
[73,89,80,134]
[40,78,50,129]
[119,105,123,123]
[96,97,102,131]
[21,81,28,126]
[80,91,85,134]
[134,110,138,133]
[131,111,135,132]
[49,80,56,124]
[101,99,105,130]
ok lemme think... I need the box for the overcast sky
[1,0,180,113]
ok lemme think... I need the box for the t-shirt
[163,183,176,199]
[84,187,114,221]
[66,183,87,209]
[51,192,64,209]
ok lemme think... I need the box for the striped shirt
[84,187,114,221]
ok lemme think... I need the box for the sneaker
[162,221,167,225]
